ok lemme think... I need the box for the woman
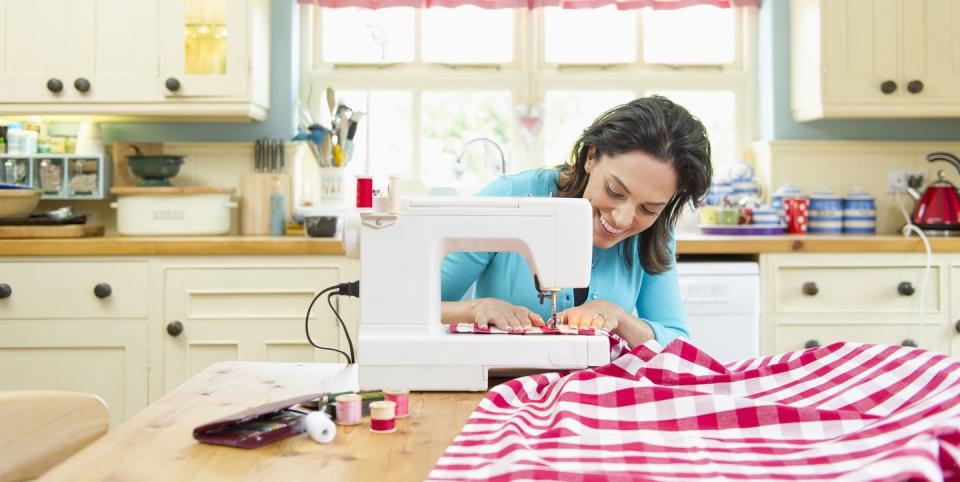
[440,96,712,348]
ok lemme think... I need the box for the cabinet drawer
[775,324,942,353]
[774,266,939,314]
[0,261,148,319]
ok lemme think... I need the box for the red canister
[784,197,809,234]
[356,176,373,208]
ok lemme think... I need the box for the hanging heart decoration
[515,103,544,152]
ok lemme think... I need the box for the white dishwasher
[676,261,760,363]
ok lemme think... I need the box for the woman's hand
[557,300,622,332]
[471,298,544,330]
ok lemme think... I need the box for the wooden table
[38,362,484,482]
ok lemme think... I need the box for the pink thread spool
[369,400,396,434]
[335,393,362,425]
[384,389,409,418]
[356,176,373,208]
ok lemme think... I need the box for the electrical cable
[894,190,932,349]
[305,281,360,364]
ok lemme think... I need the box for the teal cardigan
[440,168,689,346]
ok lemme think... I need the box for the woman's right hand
[471,298,544,330]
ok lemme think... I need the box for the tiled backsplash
[753,141,960,235]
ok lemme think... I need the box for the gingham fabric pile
[429,336,960,481]
[448,322,606,336]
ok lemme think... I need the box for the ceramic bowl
[0,187,42,218]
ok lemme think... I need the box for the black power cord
[305,281,359,364]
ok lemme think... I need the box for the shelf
[0,154,108,200]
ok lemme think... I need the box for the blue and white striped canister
[842,189,876,234]
[808,190,844,234]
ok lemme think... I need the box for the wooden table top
[38,362,484,482]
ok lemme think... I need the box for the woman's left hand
[557,300,622,332]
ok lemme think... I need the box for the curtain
[297,0,759,10]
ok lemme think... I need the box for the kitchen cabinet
[0,259,150,428]
[760,253,950,355]
[790,0,960,121]
[0,0,270,120]
[159,258,357,394]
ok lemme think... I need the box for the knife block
[241,173,291,235]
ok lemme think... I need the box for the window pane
[321,8,414,63]
[543,90,635,167]
[544,7,636,64]
[644,90,736,176]
[336,90,413,178]
[642,6,735,65]
[421,91,513,188]
[422,7,513,64]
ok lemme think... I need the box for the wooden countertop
[0,234,958,256]
[39,362,484,482]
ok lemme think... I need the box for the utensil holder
[241,173,290,235]
[319,167,346,204]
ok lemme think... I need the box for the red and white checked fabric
[429,338,960,481]
[449,322,606,336]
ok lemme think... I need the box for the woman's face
[583,147,678,249]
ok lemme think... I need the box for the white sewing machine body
[345,196,611,391]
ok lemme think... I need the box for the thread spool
[356,176,373,209]
[387,176,401,213]
[335,393,362,425]
[369,400,396,434]
[383,389,409,418]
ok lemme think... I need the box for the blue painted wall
[757,0,960,141]
[99,0,299,143]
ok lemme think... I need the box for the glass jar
[36,158,65,195]
[68,158,99,195]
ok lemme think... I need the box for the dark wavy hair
[556,96,712,274]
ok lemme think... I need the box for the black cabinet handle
[0,283,10,299]
[93,283,112,299]
[901,339,918,347]
[165,77,181,92]
[167,321,184,337]
[907,80,924,94]
[46,78,63,93]
[955,319,960,334]
[802,282,819,296]
[74,77,91,93]
[897,281,915,296]
[805,340,821,349]
[880,80,898,94]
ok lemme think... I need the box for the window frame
[299,5,757,189]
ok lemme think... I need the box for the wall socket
[887,169,926,193]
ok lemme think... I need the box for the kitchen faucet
[454,137,507,177]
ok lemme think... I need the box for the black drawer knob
[167,321,184,337]
[907,80,924,94]
[46,78,63,93]
[880,80,897,94]
[804,339,821,349]
[901,339,918,347]
[0,283,10,299]
[74,77,91,93]
[802,282,819,296]
[165,77,181,92]
[897,281,915,296]
[93,283,112,299]
[955,319,960,334]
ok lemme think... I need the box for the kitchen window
[301,4,756,192]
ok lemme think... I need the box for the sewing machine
[344,194,612,391]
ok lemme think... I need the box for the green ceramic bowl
[127,155,185,186]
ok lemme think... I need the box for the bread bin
[110,186,237,236]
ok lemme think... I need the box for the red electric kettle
[907,152,960,235]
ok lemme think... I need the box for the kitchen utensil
[326,87,336,116]
[842,189,876,234]
[112,143,163,187]
[699,224,786,235]
[241,173,290,235]
[808,190,843,234]
[300,206,344,238]
[0,188,42,218]
[110,186,237,236]
[127,146,185,186]
[0,223,104,238]
[907,152,960,235]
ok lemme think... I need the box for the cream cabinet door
[821,0,901,106]
[0,0,80,101]
[162,264,348,393]
[900,0,960,105]
[157,0,249,98]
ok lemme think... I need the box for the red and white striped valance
[298,0,758,10]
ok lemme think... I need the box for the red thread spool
[384,389,409,418]
[356,176,373,208]
[369,400,396,434]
